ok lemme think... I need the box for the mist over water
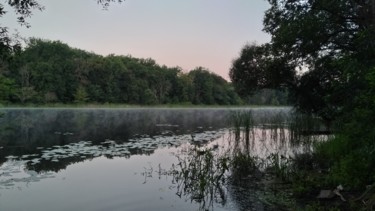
[0,107,297,211]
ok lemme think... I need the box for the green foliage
[189,67,215,104]
[267,153,292,182]
[141,89,157,105]
[229,43,295,96]
[244,88,289,105]
[1,38,242,106]
[74,86,89,104]
[308,67,375,189]
[263,0,375,63]
[231,0,375,121]
[314,124,375,189]
[228,110,255,145]
[172,147,230,210]
[0,75,16,103]
[304,202,341,211]
[228,0,375,195]
[291,58,347,124]
[263,0,375,118]
[230,152,258,180]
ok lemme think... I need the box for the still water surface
[0,107,299,211]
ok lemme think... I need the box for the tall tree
[230,0,375,121]
[229,43,295,97]
[245,0,375,187]
[189,67,214,104]
[264,0,375,64]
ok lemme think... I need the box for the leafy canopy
[231,0,375,121]
[229,43,295,96]
[264,0,375,64]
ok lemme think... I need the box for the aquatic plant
[266,153,293,182]
[230,152,260,181]
[228,110,243,143]
[171,146,230,210]
[228,110,255,153]
[242,110,254,151]
[166,109,335,210]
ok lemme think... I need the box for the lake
[0,107,317,211]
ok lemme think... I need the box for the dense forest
[0,38,290,106]
[0,1,290,106]
[0,38,246,105]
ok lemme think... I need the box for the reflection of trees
[26,153,132,173]
[0,108,292,172]
[0,108,231,165]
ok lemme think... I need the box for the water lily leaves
[0,129,226,189]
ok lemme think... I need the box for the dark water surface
[0,107,292,211]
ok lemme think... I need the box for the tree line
[0,38,244,105]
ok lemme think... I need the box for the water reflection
[0,108,232,162]
[0,107,302,211]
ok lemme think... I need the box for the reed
[172,146,230,210]
[170,109,331,210]
[266,153,292,182]
[228,110,243,143]
[228,110,255,152]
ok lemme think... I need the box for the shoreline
[0,104,291,109]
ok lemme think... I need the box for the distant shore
[0,103,291,109]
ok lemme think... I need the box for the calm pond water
[0,107,313,211]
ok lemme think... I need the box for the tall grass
[228,109,329,150]
[226,109,329,179]
[172,147,230,210]
[170,109,331,210]
[229,111,243,143]
[228,110,255,153]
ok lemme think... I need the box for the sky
[3,0,271,80]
